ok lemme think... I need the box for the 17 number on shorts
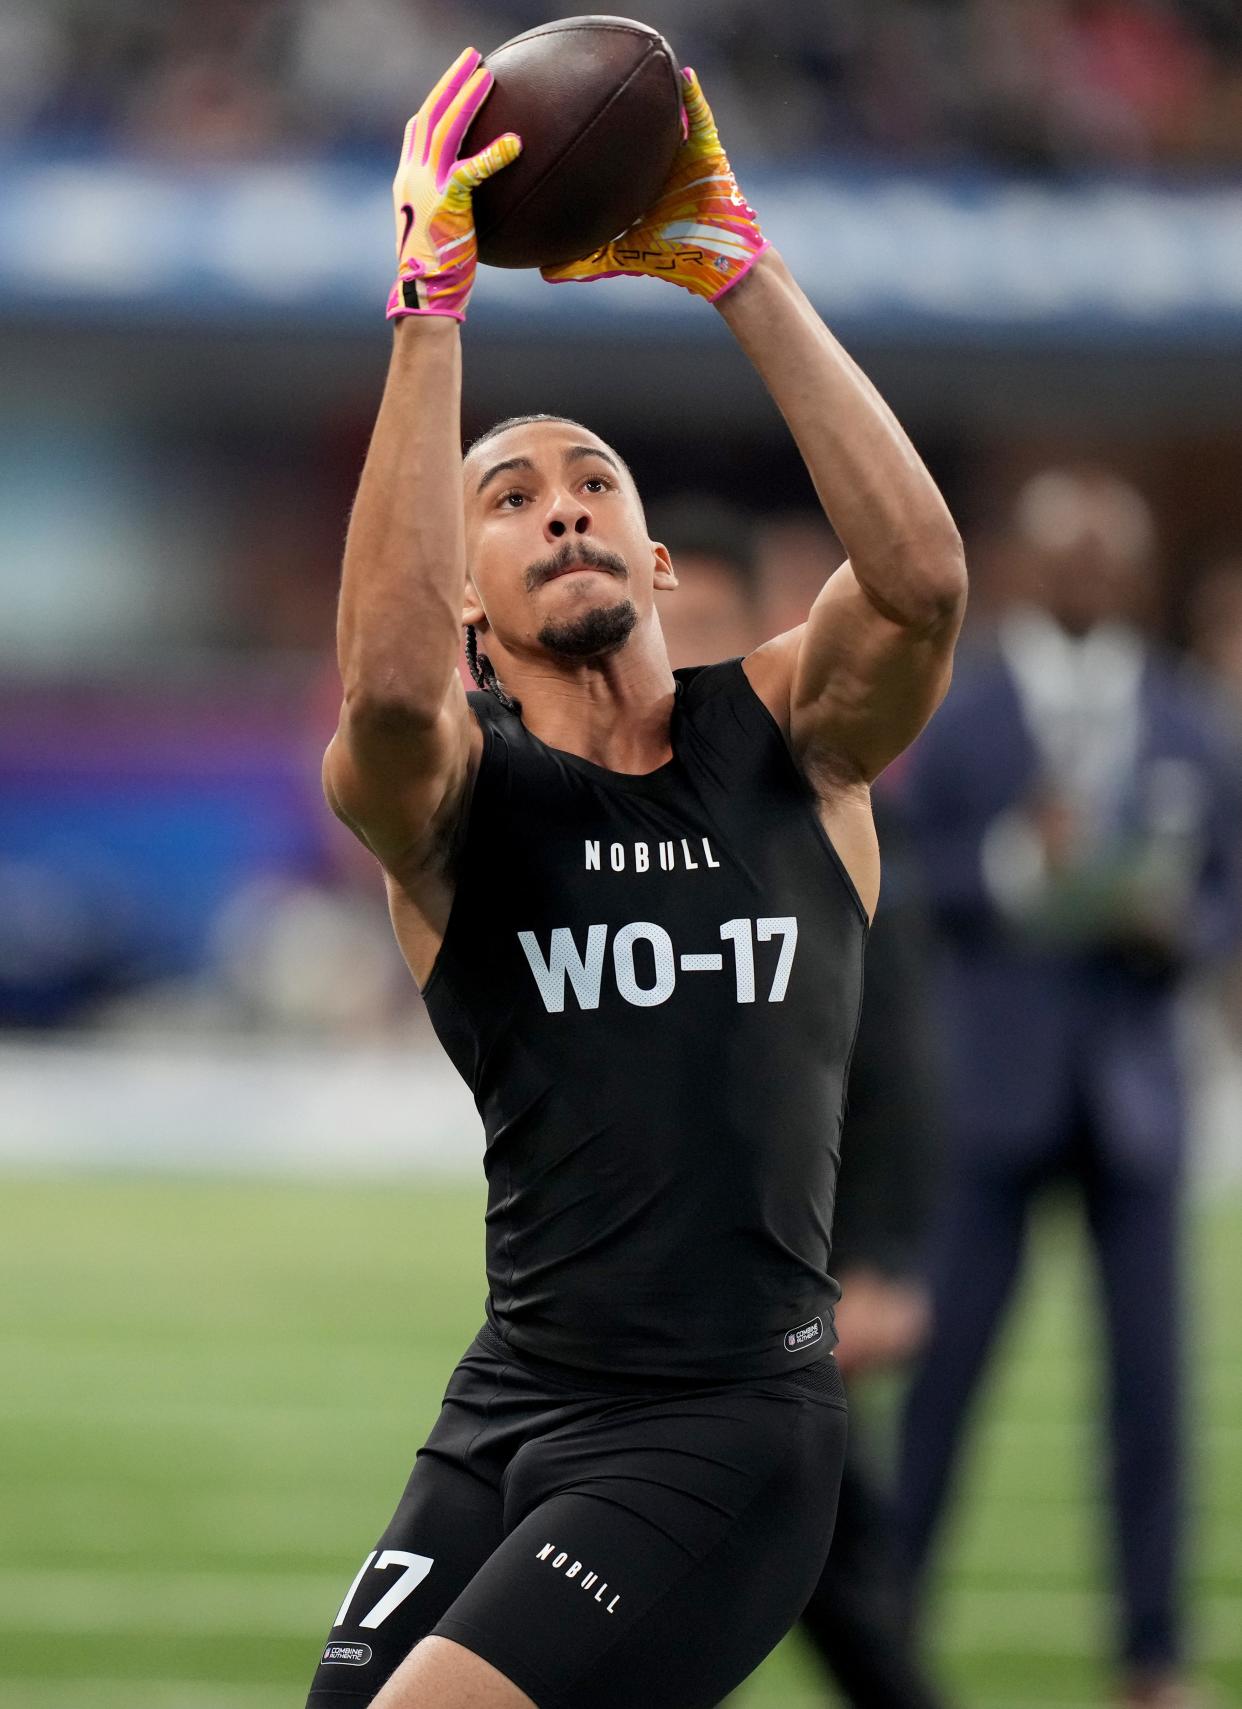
[333,1550,434,1630]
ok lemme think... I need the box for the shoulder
[675,650,796,743]
[466,687,511,729]
[673,652,803,781]
[464,687,524,762]
[739,629,802,735]
[674,657,747,697]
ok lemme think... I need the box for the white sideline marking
[926,1421,1242,1451]
[0,1685,290,1709]
[0,1030,1238,1180]
[4,1694,1152,1709]
[15,1392,1242,1480]
[0,1571,1238,1660]
[941,1588,1242,1658]
[0,1395,414,1426]
[0,1039,480,1176]
[727,1695,1161,1709]
[0,1567,335,1634]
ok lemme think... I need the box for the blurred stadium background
[2,1,1241,1704]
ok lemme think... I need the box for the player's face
[462,422,674,659]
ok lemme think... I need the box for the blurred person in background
[1182,555,1242,1053]
[758,513,844,640]
[8,0,1242,166]
[655,503,953,1708]
[894,469,1242,1709]
[796,791,952,1709]
[644,493,763,671]
[1186,556,1242,722]
[754,515,954,1709]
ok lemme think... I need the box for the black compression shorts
[306,1320,848,1709]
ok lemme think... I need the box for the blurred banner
[3,159,1242,339]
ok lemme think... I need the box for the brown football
[463,15,684,270]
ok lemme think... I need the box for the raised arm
[543,69,965,792]
[718,250,967,786]
[325,318,475,876]
[323,50,520,883]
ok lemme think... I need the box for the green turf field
[2,1176,1238,1708]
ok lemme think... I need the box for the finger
[419,46,483,164]
[423,46,483,109]
[435,63,495,170]
[680,66,714,140]
[540,252,618,286]
[397,112,418,170]
[418,45,483,123]
[454,131,522,190]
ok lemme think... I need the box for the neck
[488,628,678,773]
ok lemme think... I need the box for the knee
[369,1636,537,1709]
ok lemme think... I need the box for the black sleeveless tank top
[421,659,868,1380]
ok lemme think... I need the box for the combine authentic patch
[783,1316,823,1352]
[322,1641,372,1666]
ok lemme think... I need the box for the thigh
[432,1362,849,1709]
[306,1450,505,1707]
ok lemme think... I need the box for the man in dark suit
[651,500,954,1708]
[798,794,953,1709]
[894,470,1242,1709]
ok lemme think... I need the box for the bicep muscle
[323,675,479,880]
[790,561,963,783]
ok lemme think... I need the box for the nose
[544,489,592,542]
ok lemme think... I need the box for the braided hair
[464,623,521,715]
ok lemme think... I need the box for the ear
[651,542,678,592]
[463,577,486,628]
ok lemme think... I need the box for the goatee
[537,599,638,659]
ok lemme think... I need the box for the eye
[497,490,528,509]
[583,476,613,494]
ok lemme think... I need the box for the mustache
[524,540,628,593]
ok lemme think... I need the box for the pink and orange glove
[541,69,767,302]
[387,47,521,323]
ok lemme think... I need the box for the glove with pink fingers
[387,47,521,323]
[540,68,767,303]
